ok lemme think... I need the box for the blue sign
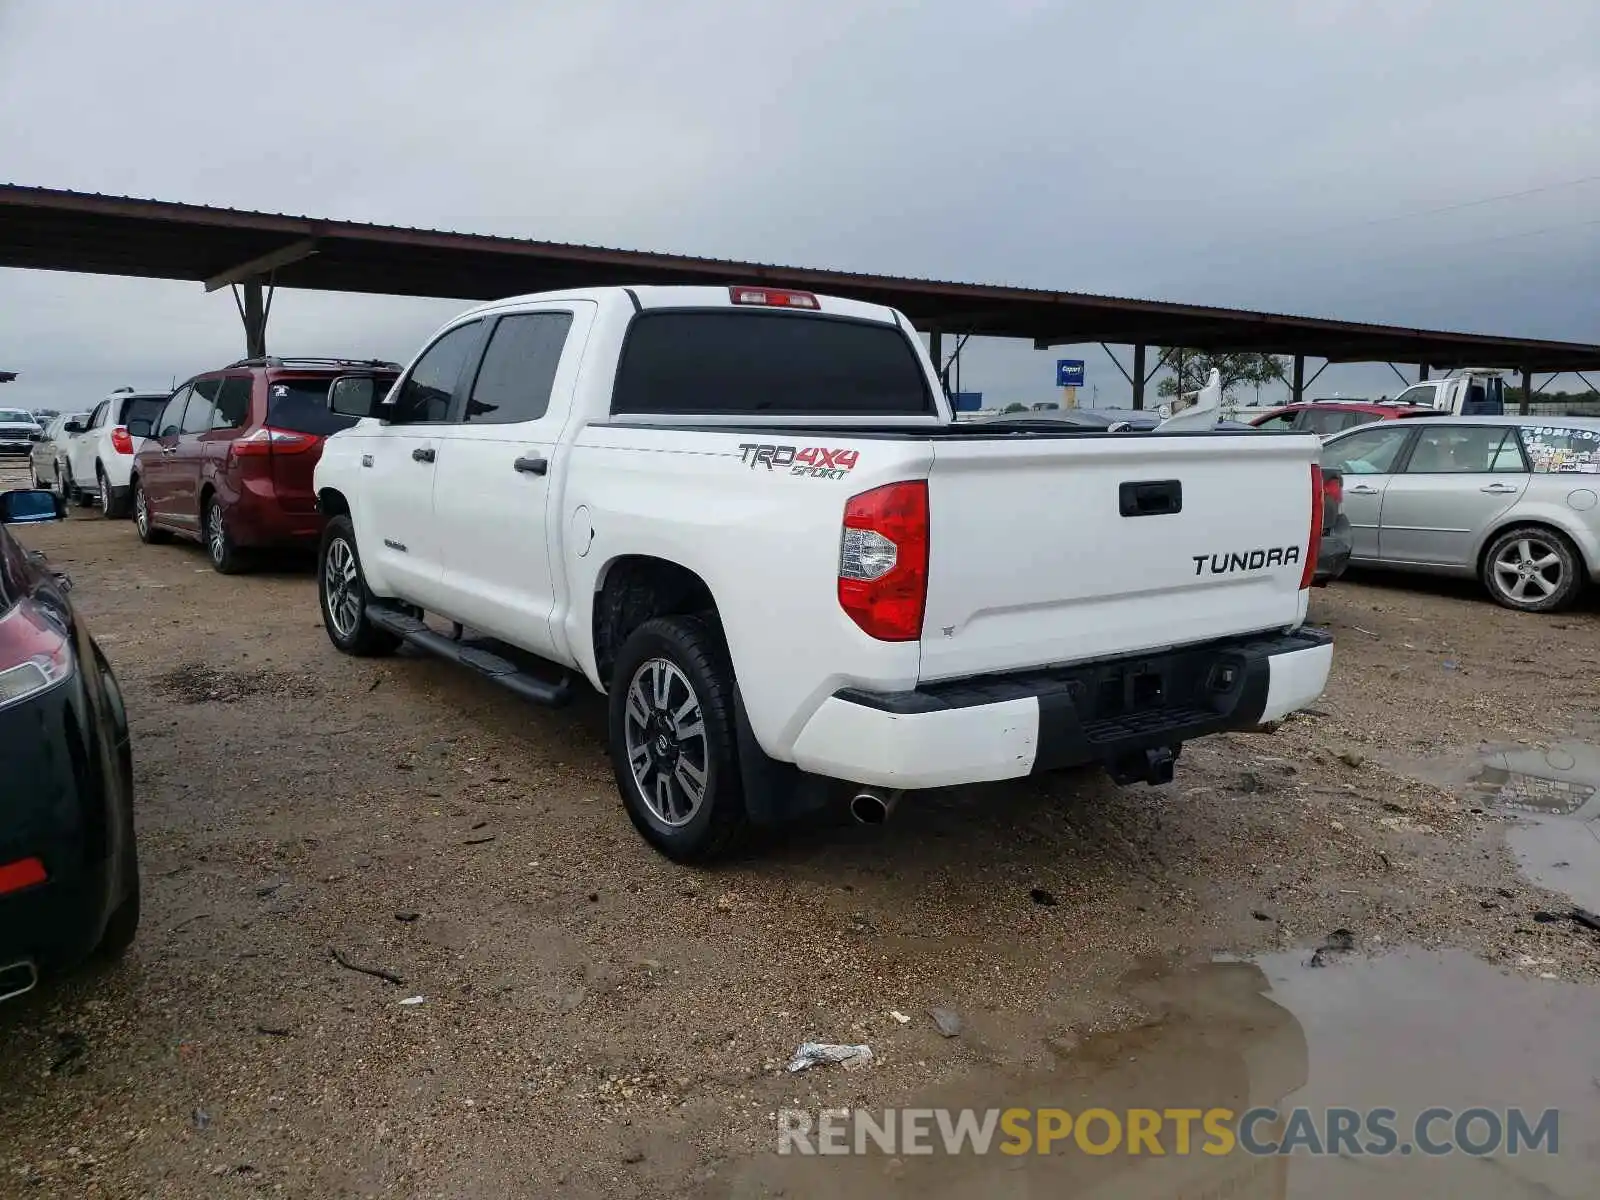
[1056,359,1085,388]
[950,391,984,412]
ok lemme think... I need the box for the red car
[1248,400,1437,436]
[131,357,399,572]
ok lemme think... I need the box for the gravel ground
[3,505,1599,1198]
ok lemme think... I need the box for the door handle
[160,446,177,456]
[1348,484,1379,494]
[1480,483,1518,494]
[514,455,548,476]
[412,447,436,464]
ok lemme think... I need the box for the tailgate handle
[1119,479,1182,518]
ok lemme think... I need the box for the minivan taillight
[110,426,134,455]
[0,600,73,714]
[838,481,929,641]
[230,427,315,457]
[1301,465,1324,589]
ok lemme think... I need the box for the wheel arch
[590,555,721,691]
[1476,517,1590,579]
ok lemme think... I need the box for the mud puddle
[720,948,1600,1199]
[1385,738,1600,911]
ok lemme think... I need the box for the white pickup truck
[313,285,1332,860]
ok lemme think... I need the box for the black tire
[607,615,746,862]
[98,466,128,518]
[132,476,171,544]
[318,516,400,656]
[1481,525,1583,613]
[51,462,69,502]
[204,494,248,574]
[60,464,90,507]
[95,863,140,961]
[70,465,93,507]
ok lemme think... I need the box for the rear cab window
[269,375,397,436]
[611,310,934,416]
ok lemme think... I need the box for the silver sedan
[1321,415,1600,613]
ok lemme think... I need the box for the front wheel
[318,516,400,656]
[1481,525,1583,613]
[132,477,170,544]
[607,616,746,862]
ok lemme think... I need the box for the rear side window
[465,312,573,424]
[211,377,252,430]
[268,377,395,436]
[120,396,167,436]
[1519,425,1600,474]
[611,311,934,416]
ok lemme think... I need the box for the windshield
[0,409,36,424]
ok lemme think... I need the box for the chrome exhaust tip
[849,789,901,825]
[0,959,38,1004]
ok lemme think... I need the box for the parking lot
[4,504,1600,1197]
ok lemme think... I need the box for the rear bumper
[228,485,325,547]
[0,662,131,974]
[789,628,1333,789]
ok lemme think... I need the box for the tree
[1002,402,1029,413]
[1157,351,1288,401]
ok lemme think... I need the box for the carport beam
[241,278,267,359]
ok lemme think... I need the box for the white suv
[59,389,170,517]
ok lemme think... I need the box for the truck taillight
[838,481,929,641]
[728,285,819,310]
[230,427,314,457]
[1301,465,1324,590]
[0,600,73,714]
[110,426,134,455]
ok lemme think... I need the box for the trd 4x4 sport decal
[737,444,860,480]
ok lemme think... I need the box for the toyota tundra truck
[312,285,1332,861]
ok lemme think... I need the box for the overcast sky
[1,0,1597,413]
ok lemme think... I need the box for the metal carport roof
[2,183,1598,372]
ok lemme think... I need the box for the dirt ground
[3,501,1600,1198]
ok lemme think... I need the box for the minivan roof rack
[224,356,402,371]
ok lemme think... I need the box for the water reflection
[722,949,1600,1199]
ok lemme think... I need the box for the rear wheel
[132,477,170,544]
[1481,525,1583,613]
[607,616,746,862]
[204,495,248,574]
[98,467,128,518]
[318,516,399,656]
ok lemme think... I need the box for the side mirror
[328,374,382,419]
[63,420,84,434]
[28,430,44,442]
[126,418,153,440]
[0,489,68,525]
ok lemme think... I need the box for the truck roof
[459,284,906,328]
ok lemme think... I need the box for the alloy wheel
[134,485,148,536]
[207,503,226,564]
[1492,536,1563,604]
[323,537,362,639]
[622,658,709,827]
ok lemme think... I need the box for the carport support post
[1132,343,1147,410]
[1291,354,1305,404]
[1520,368,1533,416]
[242,277,267,359]
[1418,363,1430,382]
[928,328,945,395]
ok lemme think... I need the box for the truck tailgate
[919,432,1318,682]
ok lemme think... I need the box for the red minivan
[131,357,399,572]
